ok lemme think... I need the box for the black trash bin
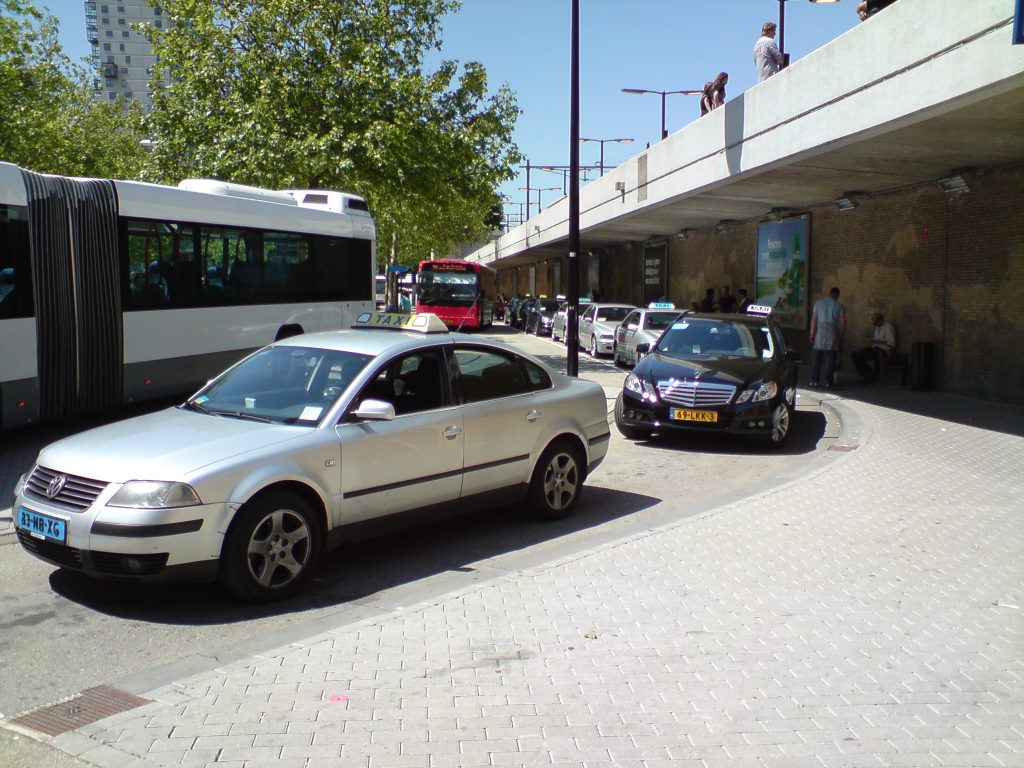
[909,341,934,391]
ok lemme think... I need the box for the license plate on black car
[15,507,68,543]
[669,408,718,423]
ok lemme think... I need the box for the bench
[879,351,909,385]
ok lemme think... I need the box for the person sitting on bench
[852,312,896,382]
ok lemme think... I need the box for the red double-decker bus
[415,259,496,329]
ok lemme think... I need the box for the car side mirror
[352,398,396,421]
[785,350,801,362]
[635,343,650,355]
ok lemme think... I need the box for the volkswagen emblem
[45,474,67,499]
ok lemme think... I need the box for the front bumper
[618,389,784,436]
[13,490,232,582]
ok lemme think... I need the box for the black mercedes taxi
[614,306,800,446]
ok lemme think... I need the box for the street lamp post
[535,164,601,194]
[517,186,561,218]
[578,137,634,176]
[779,0,842,67]
[621,88,703,141]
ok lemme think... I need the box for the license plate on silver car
[16,507,68,544]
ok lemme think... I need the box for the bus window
[0,205,32,319]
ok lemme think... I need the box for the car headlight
[109,481,203,508]
[737,381,778,404]
[13,471,30,498]
[624,373,658,400]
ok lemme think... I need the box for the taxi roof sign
[353,312,449,333]
[648,302,676,309]
[746,304,773,316]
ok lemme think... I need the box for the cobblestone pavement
[23,386,1020,768]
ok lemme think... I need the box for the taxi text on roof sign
[648,302,676,309]
[746,304,773,315]
[353,312,449,333]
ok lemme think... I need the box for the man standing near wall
[809,287,846,388]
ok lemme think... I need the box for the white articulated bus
[0,163,376,430]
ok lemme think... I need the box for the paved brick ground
[38,389,1023,768]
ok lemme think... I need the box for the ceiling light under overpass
[834,195,858,211]
[939,173,970,193]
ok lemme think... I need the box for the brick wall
[594,165,1024,402]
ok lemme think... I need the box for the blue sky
[41,0,857,220]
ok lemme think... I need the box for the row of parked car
[506,296,664,365]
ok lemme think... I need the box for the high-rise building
[85,0,169,109]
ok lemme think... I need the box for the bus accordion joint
[353,312,449,334]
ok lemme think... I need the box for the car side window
[582,306,595,322]
[454,347,532,403]
[520,357,552,391]
[355,350,447,416]
[624,311,640,329]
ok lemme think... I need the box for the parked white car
[13,313,610,601]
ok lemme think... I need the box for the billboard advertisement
[756,215,809,330]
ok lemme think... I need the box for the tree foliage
[143,0,521,267]
[0,0,147,177]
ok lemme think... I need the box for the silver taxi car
[13,313,610,602]
[613,303,683,368]
[550,297,590,344]
[578,302,636,357]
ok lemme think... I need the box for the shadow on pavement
[827,380,1024,438]
[47,484,661,624]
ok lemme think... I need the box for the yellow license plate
[669,408,718,423]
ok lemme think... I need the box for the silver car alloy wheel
[542,450,579,511]
[590,336,598,357]
[770,402,791,444]
[246,508,312,588]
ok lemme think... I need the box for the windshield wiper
[180,400,210,414]
[207,409,276,424]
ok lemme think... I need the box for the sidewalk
[13,382,1019,768]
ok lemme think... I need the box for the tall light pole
[517,186,561,217]
[780,0,842,67]
[621,88,703,141]
[535,164,601,194]
[567,0,580,377]
[579,137,634,176]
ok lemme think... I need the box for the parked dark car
[614,307,800,446]
[525,298,562,336]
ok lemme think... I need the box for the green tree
[0,0,147,177]
[143,0,520,268]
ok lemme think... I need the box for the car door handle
[525,409,539,423]
[442,425,463,440]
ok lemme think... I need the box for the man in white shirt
[753,22,784,82]
[810,287,846,388]
[852,312,897,382]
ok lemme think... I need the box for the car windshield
[596,307,631,323]
[646,311,681,330]
[185,345,374,426]
[655,319,773,360]
[537,299,560,311]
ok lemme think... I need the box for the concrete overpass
[467,0,1024,268]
